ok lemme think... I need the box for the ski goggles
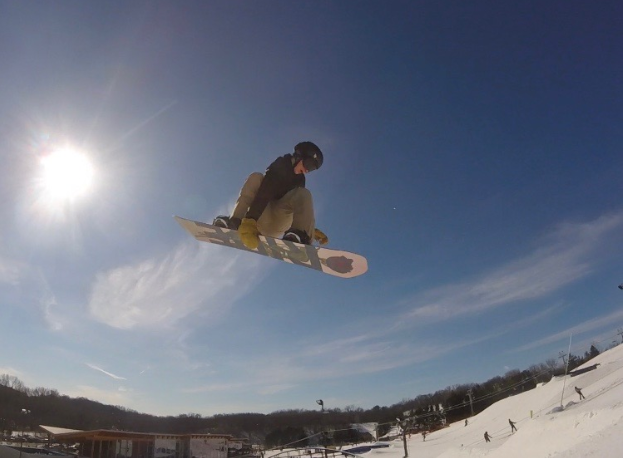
[302,156,320,172]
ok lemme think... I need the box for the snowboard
[174,216,368,279]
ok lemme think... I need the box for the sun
[40,147,95,201]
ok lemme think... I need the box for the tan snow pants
[231,172,315,238]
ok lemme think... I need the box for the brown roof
[49,429,233,442]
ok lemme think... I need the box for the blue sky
[1,0,622,417]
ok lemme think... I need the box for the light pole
[316,399,324,412]
[396,418,408,458]
[316,400,326,452]
[19,409,30,458]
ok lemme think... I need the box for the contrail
[112,99,179,149]
[86,363,127,380]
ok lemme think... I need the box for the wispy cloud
[183,331,502,396]
[86,363,126,380]
[36,274,63,331]
[0,255,23,286]
[180,213,623,397]
[295,303,563,376]
[183,381,252,394]
[0,367,24,379]
[257,384,298,395]
[88,240,263,330]
[514,308,623,352]
[0,261,69,332]
[0,245,27,286]
[401,212,623,323]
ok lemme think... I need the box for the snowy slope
[270,343,623,458]
[382,343,623,458]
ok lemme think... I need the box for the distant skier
[422,431,427,441]
[465,419,468,427]
[213,141,327,248]
[575,386,586,400]
[484,431,492,443]
[508,418,517,433]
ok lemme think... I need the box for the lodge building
[39,426,247,458]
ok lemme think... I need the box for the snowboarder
[575,386,585,400]
[508,418,517,433]
[484,431,492,443]
[213,141,328,249]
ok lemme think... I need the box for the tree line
[0,345,603,448]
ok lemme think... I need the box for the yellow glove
[314,228,329,245]
[239,218,260,249]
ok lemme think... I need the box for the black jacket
[246,154,305,220]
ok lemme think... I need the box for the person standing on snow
[484,431,492,443]
[213,142,328,249]
[575,386,586,400]
[509,418,517,433]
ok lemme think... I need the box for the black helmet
[294,141,323,171]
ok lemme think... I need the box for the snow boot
[282,228,311,245]
[213,215,241,230]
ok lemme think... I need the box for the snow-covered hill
[269,343,623,458]
[373,343,623,457]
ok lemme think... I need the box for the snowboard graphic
[174,216,367,278]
